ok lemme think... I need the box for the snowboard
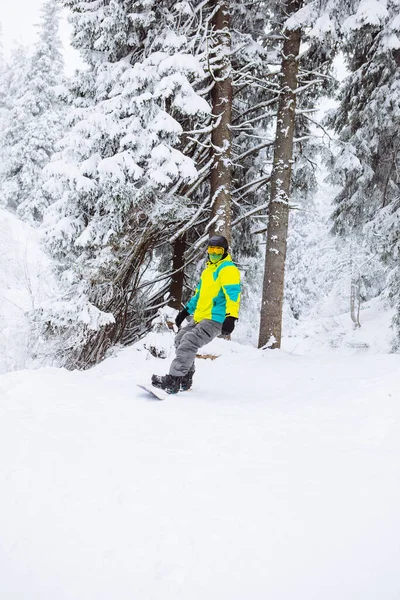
[137,383,166,401]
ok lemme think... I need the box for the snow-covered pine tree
[329,0,400,347]
[256,0,341,349]
[166,1,339,347]
[209,0,233,241]
[41,0,211,367]
[0,45,30,199]
[0,26,8,165]
[168,1,277,307]
[38,0,283,365]
[164,0,274,314]
[228,0,277,249]
[0,23,5,105]
[141,0,336,342]
[258,0,304,350]
[0,0,65,222]
[281,4,341,327]
[330,1,400,233]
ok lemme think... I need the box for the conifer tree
[0,0,65,222]
[0,27,9,168]
[42,0,211,366]
[38,0,284,365]
[0,44,30,201]
[168,0,277,304]
[329,0,400,346]
[209,0,233,242]
[258,0,303,350]
[255,0,350,349]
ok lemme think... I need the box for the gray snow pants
[169,318,222,377]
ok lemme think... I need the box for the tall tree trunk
[209,0,232,244]
[258,0,302,349]
[169,235,186,310]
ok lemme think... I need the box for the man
[152,234,241,394]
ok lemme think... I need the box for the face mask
[208,253,222,263]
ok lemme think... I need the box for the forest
[1,0,399,371]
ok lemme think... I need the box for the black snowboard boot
[151,374,181,394]
[180,366,195,391]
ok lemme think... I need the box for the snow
[382,32,400,50]
[310,12,335,38]
[1,332,400,599]
[283,296,394,355]
[97,152,143,184]
[0,209,58,373]
[285,2,318,31]
[343,0,389,31]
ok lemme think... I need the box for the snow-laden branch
[298,67,336,81]
[184,114,222,135]
[231,202,269,227]
[231,111,276,130]
[303,114,335,142]
[232,97,279,124]
[196,80,216,96]
[293,135,316,142]
[235,140,274,162]
[194,0,214,16]
[169,186,211,244]
[233,174,271,196]
[233,72,280,92]
[294,79,325,94]
[295,108,318,114]
[186,136,211,149]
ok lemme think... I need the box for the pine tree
[258,0,303,350]
[209,0,233,242]
[168,0,277,306]
[39,0,285,365]
[0,0,65,222]
[0,45,30,198]
[0,26,9,167]
[254,0,356,349]
[42,0,211,367]
[329,0,400,346]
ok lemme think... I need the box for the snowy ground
[1,206,400,598]
[1,334,400,600]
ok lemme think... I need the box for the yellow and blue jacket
[185,254,241,323]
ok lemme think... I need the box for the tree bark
[258,0,302,349]
[209,0,233,244]
[169,235,186,310]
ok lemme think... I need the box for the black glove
[221,316,237,336]
[175,308,189,329]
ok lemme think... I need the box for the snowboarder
[152,235,241,394]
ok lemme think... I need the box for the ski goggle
[207,246,225,255]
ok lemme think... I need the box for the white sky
[0,0,83,74]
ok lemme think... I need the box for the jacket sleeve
[185,279,202,315]
[220,265,241,319]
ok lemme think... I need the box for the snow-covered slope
[1,336,399,600]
